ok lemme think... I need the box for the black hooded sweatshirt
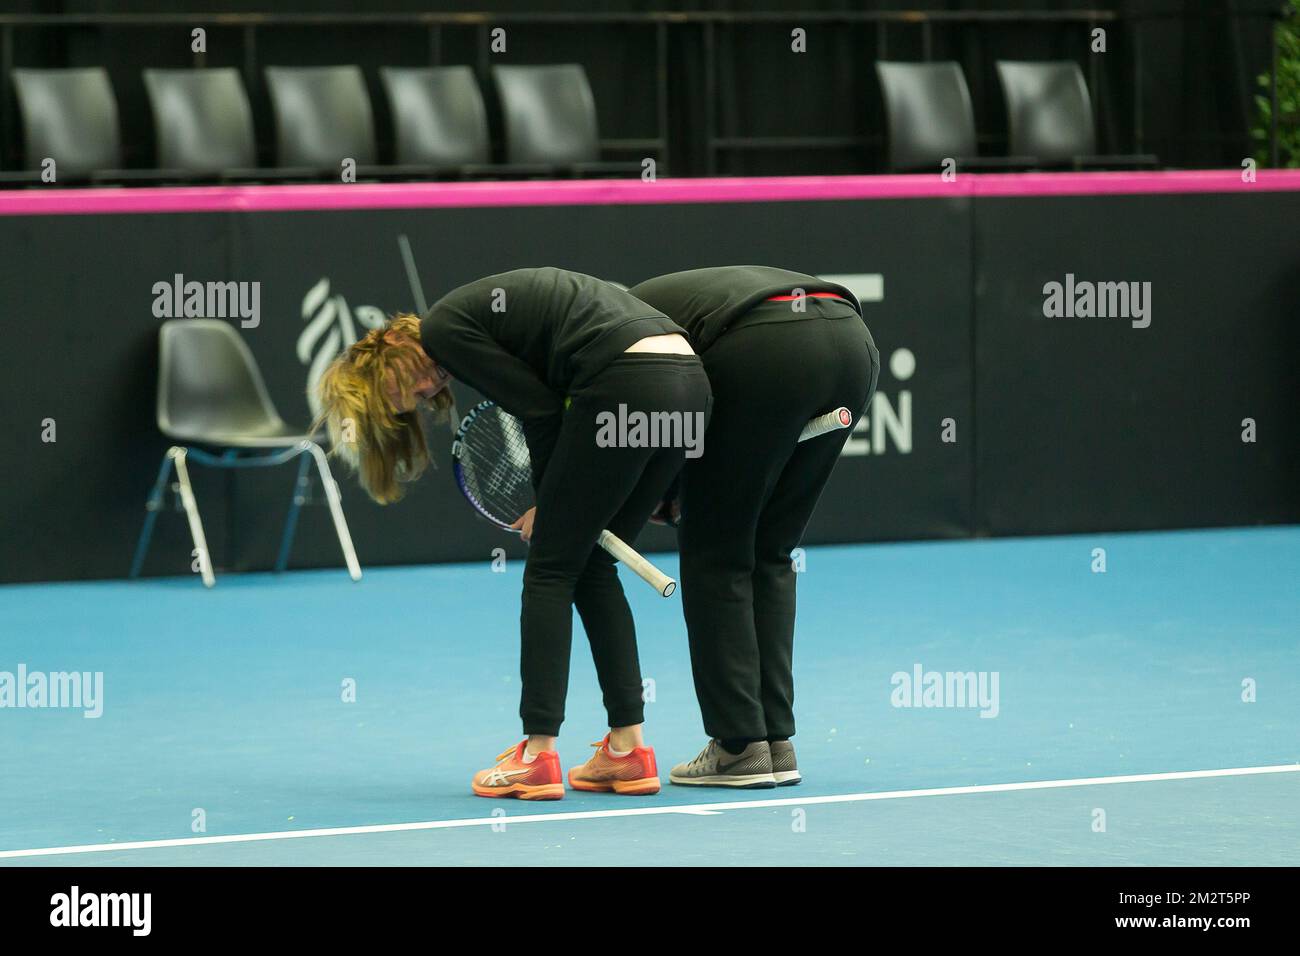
[420,267,682,481]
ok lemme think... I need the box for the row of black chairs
[2,63,638,185]
[878,60,1157,172]
[5,58,1155,186]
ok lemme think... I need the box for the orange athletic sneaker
[471,742,565,800]
[567,734,661,795]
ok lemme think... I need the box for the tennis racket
[450,400,678,598]
[799,406,853,442]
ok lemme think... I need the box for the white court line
[2,763,1296,860]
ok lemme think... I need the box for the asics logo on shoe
[484,767,530,787]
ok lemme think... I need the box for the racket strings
[456,406,535,526]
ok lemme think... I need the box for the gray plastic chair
[493,64,598,165]
[876,62,975,172]
[11,68,121,178]
[264,65,377,170]
[492,64,639,176]
[144,68,256,173]
[380,65,490,169]
[131,320,361,587]
[996,61,1158,169]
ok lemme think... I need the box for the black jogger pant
[678,298,879,741]
[521,352,711,736]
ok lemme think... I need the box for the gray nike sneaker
[769,740,801,786]
[669,740,776,788]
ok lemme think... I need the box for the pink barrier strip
[967,169,1300,197]
[2,169,1299,217]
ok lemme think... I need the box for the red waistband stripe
[765,292,849,302]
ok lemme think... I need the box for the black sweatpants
[521,352,712,736]
[678,299,879,741]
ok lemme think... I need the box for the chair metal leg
[131,440,357,586]
[275,451,314,573]
[304,440,362,581]
[170,447,216,588]
[129,450,177,578]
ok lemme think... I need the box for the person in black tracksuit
[629,266,879,787]
[419,269,711,743]
[320,266,710,799]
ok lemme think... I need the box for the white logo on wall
[298,278,388,416]
[816,272,911,459]
[841,347,914,458]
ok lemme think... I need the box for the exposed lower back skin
[624,332,694,355]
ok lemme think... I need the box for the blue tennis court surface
[2,526,1296,866]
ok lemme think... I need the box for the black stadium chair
[264,65,406,180]
[875,61,1033,173]
[130,320,361,588]
[491,64,641,177]
[10,68,123,183]
[380,65,491,174]
[995,61,1159,170]
[144,68,257,175]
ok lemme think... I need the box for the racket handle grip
[598,529,677,598]
[799,406,853,442]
